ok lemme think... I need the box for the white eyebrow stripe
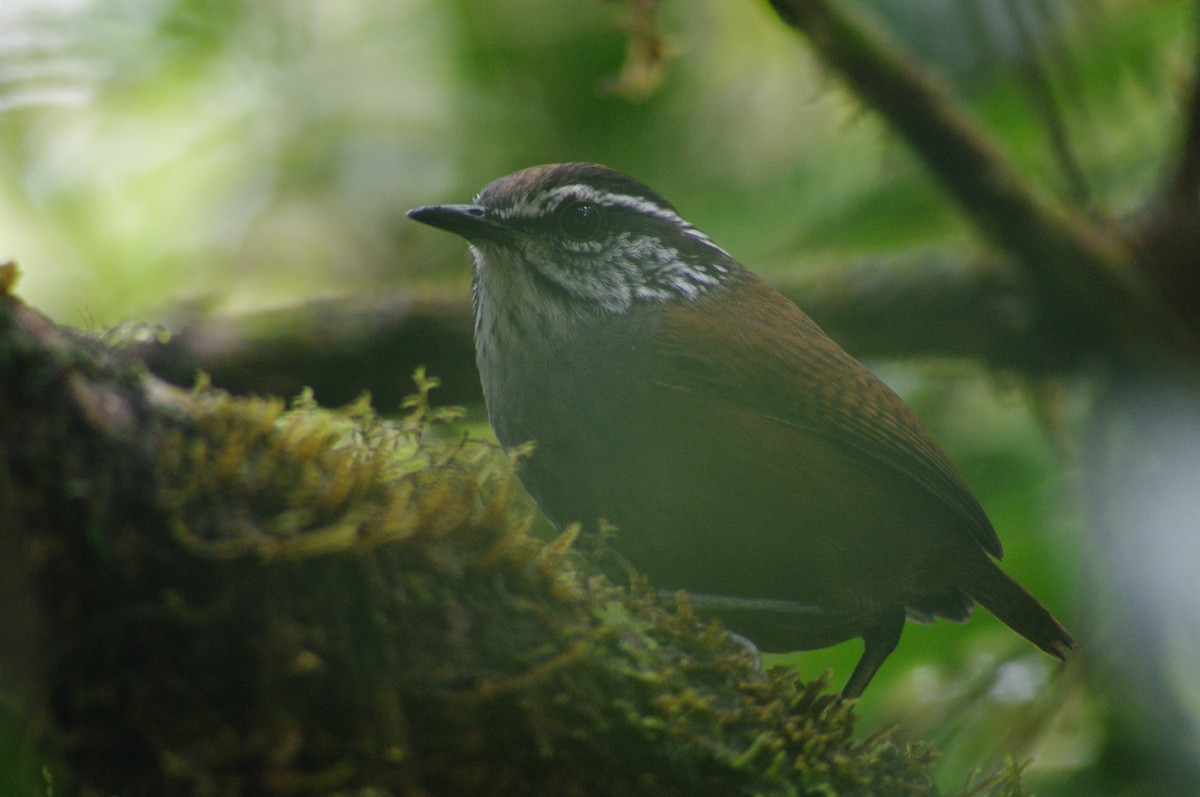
[542,184,686,226]
[682,226,730,257]
[494,183,686,226]
[490,181,731,257]
[541,184,729,249]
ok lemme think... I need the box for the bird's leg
[841,608,906,698]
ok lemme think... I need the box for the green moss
[155,372,519,563]
[0,287,1026,796]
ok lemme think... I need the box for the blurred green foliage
[0,0,1195,795]
[4,0,1187,325]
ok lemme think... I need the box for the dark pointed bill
[406,204,517,245]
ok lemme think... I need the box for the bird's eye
[556,200,602,241]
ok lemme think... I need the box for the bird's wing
[656,272,1003,558]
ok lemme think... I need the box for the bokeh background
[2,1,1197,795]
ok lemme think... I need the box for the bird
[407,162,1072,697]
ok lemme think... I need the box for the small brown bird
[408,163,1072,697]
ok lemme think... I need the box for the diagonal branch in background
[766,0,1181,359]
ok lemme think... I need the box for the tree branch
[766,0,1176,357]
[130,290,478,409]
[780,255,1083,375]
[0,275,1018,796]
[123,256,1096,413]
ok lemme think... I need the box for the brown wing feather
[658,270,1003,558]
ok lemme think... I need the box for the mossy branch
[0,269,1023,796]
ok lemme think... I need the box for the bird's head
[408,163,736,316]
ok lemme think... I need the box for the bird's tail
[964,559,1073,660]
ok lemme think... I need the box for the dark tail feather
[964,560,1073,660]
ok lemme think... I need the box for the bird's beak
[406,204,517,245]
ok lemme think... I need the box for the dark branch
[765,0,1176,357]
[125,260,1097,411]
[781,256,1084,375]
[128,290,479,409]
